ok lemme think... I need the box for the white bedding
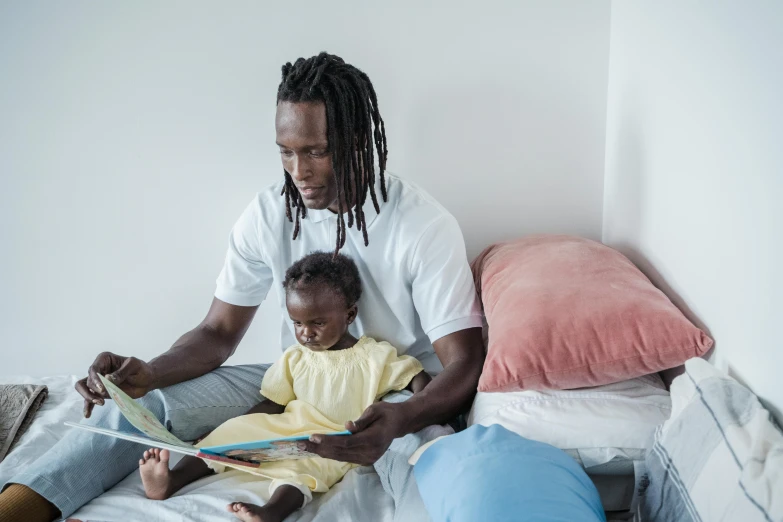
[468,373,671,453]
[1,373,670,521]
[0,375,395,522]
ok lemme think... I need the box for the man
[0,52,484,522]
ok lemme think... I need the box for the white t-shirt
[215,173,483,374]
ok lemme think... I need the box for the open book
[65,374,350,468]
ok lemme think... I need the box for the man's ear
[346,304,358,325]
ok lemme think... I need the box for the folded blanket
[0,385,48,463]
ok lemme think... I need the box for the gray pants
[5,364,434,520]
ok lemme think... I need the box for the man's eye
[315,322,325,326]
[280,150,294,157]
[293,321,302,326]
[310,151,328,158]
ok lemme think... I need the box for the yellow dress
[196,336,423,496]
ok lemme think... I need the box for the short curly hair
[283,251,362,307]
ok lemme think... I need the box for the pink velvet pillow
[472,235,713,392]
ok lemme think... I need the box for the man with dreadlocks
[0,53,484,522]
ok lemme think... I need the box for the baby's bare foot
[139,448,176,500]
[226,502,282,522]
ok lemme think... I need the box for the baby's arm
[407,371,432,394]
[243,397,286,415]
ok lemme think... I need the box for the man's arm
[147,298,259,390]
[305,327,484,465]
[392,327,483,433]
[243,398,286,416]
[75,298,259,417]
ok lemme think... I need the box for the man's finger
[76,379,103,418]
[305,439,374,466]
[305,431,379,459]
[83,399,94,418]
[307,432,350,448]
[86,368,101,395]
[107,357,134,385]
[301,437,352,460]
[75,378,105,405]
[87,358,110,396]
[301,440,328,457]
[349,405,381,433]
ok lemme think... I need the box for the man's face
[275,101,338,212]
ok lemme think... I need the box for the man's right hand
[74,352,155,418]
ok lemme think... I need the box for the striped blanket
[639,358,782,522]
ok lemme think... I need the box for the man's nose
[289,155,311,183]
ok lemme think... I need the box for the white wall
[603,2,783,420]
[0,1,610,376]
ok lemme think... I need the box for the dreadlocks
[277,52,388,255]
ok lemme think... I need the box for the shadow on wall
[615,244,713,341]
[603,104,646,253]
[614,243,716,385]
[604,111,714,384]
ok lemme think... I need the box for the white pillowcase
[468,373,671,455]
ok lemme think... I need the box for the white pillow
[468,373,672,455]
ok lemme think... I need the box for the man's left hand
[301,401,408,466]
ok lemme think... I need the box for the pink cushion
[472,235,713,392]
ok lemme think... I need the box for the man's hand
[74,352,155,418]
[302,401,407,466]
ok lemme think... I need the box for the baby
[138,251,431,522]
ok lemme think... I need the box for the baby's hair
[283,251,362,307]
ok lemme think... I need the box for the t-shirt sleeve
[214,196,274,307]
[261,348,299,406]
[375,343,425,398]
[410,214,483,343]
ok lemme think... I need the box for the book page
[98,374,189,447]
[221,442,318,462]
[64,422,198,456]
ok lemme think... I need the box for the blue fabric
[414,424,606,522]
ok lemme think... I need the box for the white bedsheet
[1,373,664,521]
[0,375,394,522]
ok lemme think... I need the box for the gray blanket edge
[0,385,48,463]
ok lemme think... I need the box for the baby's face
[286,285,354,351]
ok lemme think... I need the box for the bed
[0,372,669,522]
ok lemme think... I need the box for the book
[64,374,351,468]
